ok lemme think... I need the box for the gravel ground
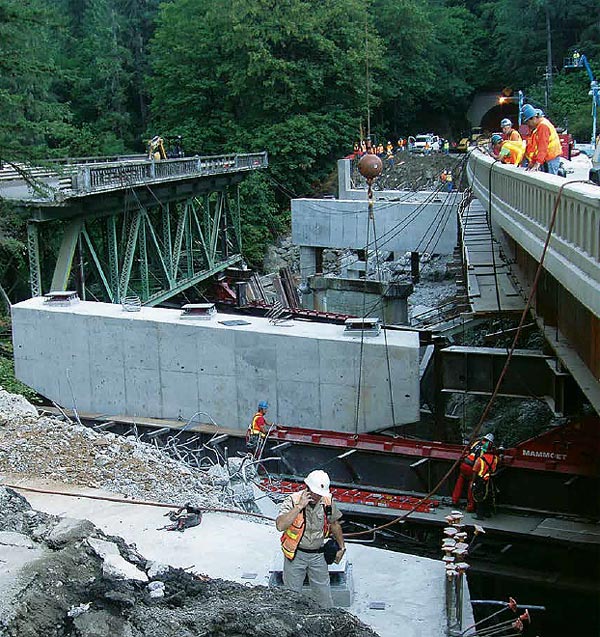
[0,390,221,507]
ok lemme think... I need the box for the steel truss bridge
[0,153,267,304]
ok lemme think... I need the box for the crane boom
[564,53,599,148]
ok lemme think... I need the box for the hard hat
[491,134,503,145]
[258,400,268,410]
[500,118,512,127]
[304,470,331,498]
[483,433,494,442]
[535,108,544,117]
[521,104,538,122]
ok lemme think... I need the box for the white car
[413,134,440,153]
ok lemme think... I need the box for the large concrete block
[12,298,421,433]
[277,380,321,427]
[161,370,199,420]
[158,325,199,373]
[90,365,126,413]
[292,195,458,256]
[122,321,160,371]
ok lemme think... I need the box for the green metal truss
[31,187,243,305]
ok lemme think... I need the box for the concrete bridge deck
[0,152,267,218]
[466,150,600,413]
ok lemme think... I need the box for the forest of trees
[0,0,599,268]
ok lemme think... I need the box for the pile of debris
[0,389,379,635]
[0,487,378,637]
[354,152,467,192]
[0,390,221,507]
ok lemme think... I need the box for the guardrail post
[77,166,91,193]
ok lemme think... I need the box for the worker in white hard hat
[500,118,522,142]
[276,469,346,608]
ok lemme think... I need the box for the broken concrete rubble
[0,388,381,635]
[0,487,378,637]
[0,388,223,508]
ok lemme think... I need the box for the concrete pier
[306,275,413,324]
[12,298,420,432]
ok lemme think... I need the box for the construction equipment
[147,135,167,160]
[564,51,600,149]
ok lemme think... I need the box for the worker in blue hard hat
[520,104,562,174]
[490,133,504,159]
[493,133,526,166]
[500,118,521,142]
[246,400,273,454]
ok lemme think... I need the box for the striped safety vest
[499,140,526,165]
[280,492,330,560]
[249,412,265,437]
[474,452,498,481]
[530,118,561,163]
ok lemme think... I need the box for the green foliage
[0,0,75,159]
[548,63,600,141]
[148,0,377,260]
[0,356,41,403]
[238,172,287,270]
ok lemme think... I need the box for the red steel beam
[270,418,600,477]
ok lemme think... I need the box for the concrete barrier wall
[12,298,420,432]
[467,150,600,317]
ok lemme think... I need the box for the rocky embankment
[0,389,378,636]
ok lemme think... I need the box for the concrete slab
[292,197,458,257]
[20,487,454,637]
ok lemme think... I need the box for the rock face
[0,487,378,637]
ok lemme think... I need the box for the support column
[107,215,119,303]
[299,246,317,285]
[27,223,42,297]
[337,158,352,199]
[139,215,149,301]
[162,202,172,276]
[50,218,83,292]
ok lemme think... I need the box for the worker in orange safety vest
[520,104,562,174]
[452,433,494,511]
[276,470,346,608]
[500,118,522,142]
[471,448,500,519]
[246,400,271,453]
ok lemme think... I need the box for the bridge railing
[466,149,600,317]
[71,152,268,194]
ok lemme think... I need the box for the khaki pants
[283,549,333,608]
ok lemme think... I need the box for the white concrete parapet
[467,150,600,318]
[12,298,420,432]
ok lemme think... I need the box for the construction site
[0,146,599,637]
